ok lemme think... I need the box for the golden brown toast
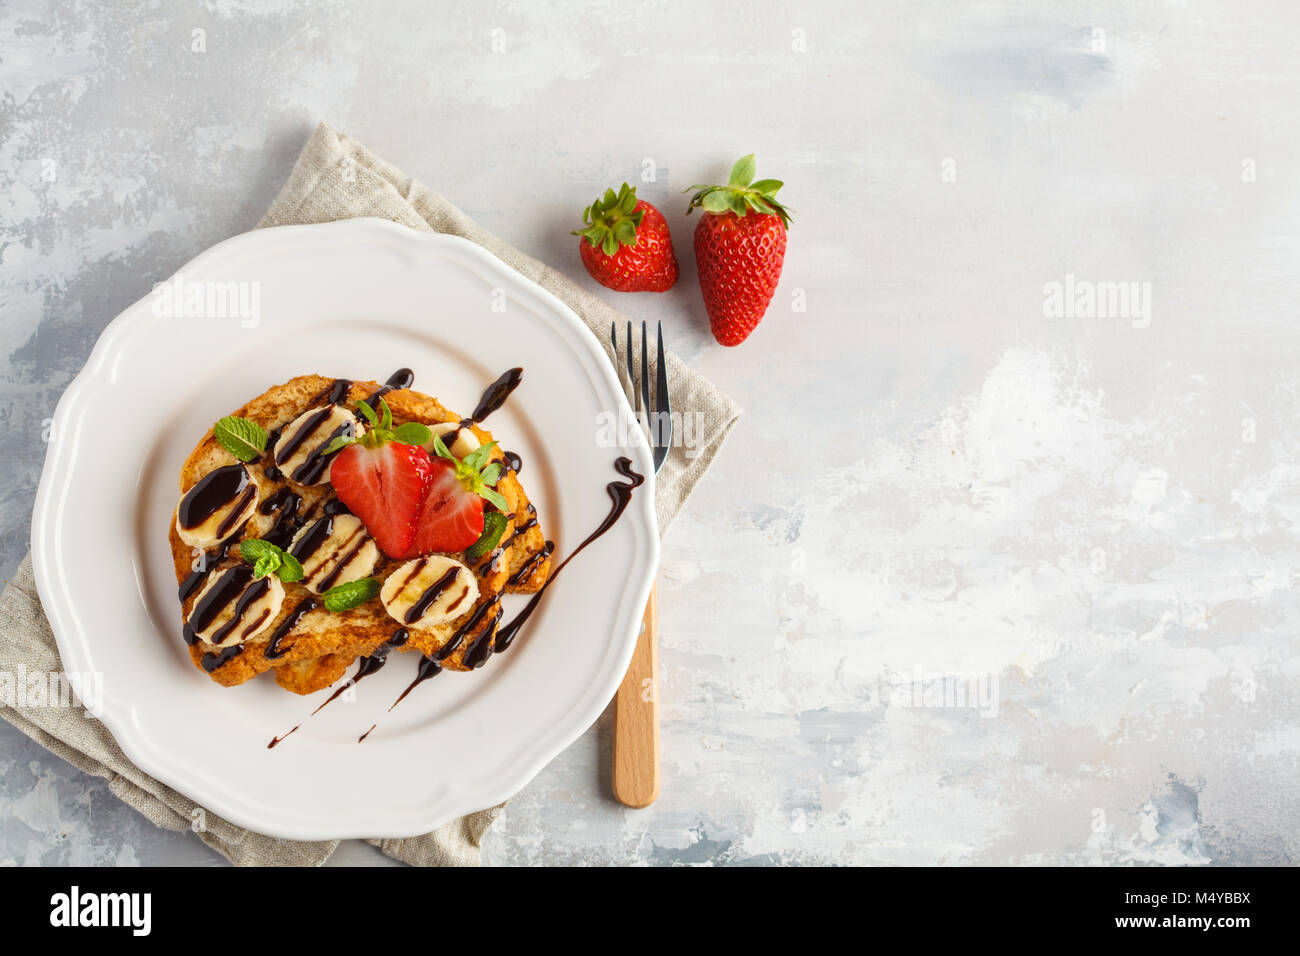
[171,374,551,693]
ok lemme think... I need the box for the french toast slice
[170,374,551,692]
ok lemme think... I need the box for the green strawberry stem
[572,182,645,256]
[685,153,792,227]
[325,398,431,455]
[430,432,509,512]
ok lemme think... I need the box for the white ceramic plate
[31,218,658,841]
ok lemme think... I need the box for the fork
[609,320,671,808]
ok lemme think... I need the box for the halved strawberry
[326,399,436,558]
[402,434,509,558]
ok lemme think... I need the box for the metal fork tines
[609,320,672,473]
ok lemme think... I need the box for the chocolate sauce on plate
[267,725,299,749]
[385,457,644,705]
[310,627,411,715]
[388,655,444,711]
[470,367,523,422]
[493,457,644,655]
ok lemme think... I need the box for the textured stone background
[3,0,1298,865]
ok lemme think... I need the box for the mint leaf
[277,551,305,583]
[465,510,508,560]
[392,421,432,446]
[241,538,280,564]
[322,577,380,612]
[252,554,278,579]
[240,538,304,583]
[728,154,757,187]
[214,416,267,462]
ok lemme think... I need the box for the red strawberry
[573,183,678,292]
[327,398,439,558]
[331,440,434,557]
[404,459,485,556]
[402,434,509,558]
[686,154,791,346]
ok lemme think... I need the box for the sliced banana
[424,420,480,458]
[272,405,364,486]
[176,463,260,550]
[289,513,380,594]
[381,556,479,630]
[187,566,285,647]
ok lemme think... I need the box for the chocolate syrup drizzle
[360,367,414,411]
[275,406,357,485]
[388,655,444,711]
[202,644,245,672]
[264,599,317,660]
[259,487,304,549]
[267,726,299,749]
[177,464,253,533]
[324,378,353,405]
[309,628,411,715]
[183,565,253,645]
[292,420,355,484]
[322,497,352,516]
[493,458,644,655]
[388,456,645,707]
[267,627,409,747]
[404,565,463,624]
[470,367,523,422]
[436,420,473,450]
[178,526,246,603]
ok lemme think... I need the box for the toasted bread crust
[172,374,550,692]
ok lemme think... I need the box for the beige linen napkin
[0,122,740,866]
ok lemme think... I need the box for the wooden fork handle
[613,583,660,808]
